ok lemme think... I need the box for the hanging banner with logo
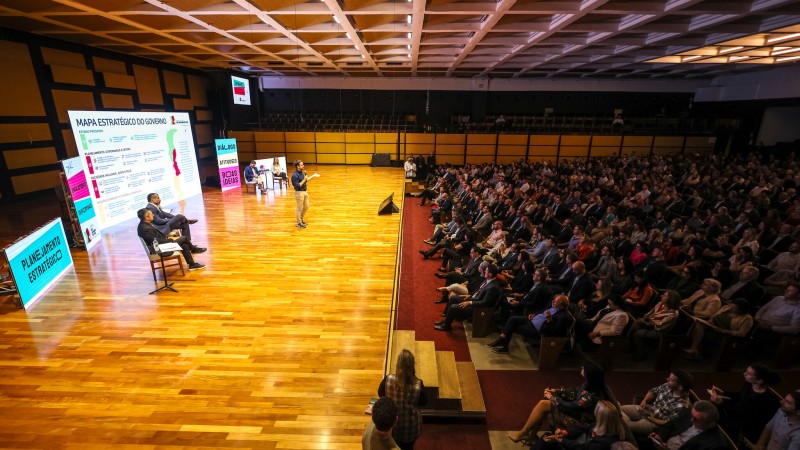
[61,157,102,250]
[215,138,240,191]
[3,218,74,310]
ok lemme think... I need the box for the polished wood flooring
[0,165,405,449]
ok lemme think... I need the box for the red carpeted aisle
[397,197,471,361]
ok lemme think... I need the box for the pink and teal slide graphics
[215,138,240,191]
[61,157,102,250]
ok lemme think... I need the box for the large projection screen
[68,111,202,229]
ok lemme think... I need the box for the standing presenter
[291,160,319,228]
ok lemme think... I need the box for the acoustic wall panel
[4,147,58,170]
[41,47,85,68]
[286,153,316,164]
[51,90,95,123]
[0,123,52,144]
[346,133,374,143]
[172,98,194,111]
[133,64,163,105]
[255,131,285,142]
[62,129,78,157]
[11,170,60,195]
[196,109,213,121]
[194,123,213,145]
[163,70,186,95]
[100,93,134,109]
[92,57,126,74]
[50,65,95,85]
[188,75,208,107]
[0,40,46,117]
[102,72,136,89]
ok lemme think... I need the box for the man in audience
[648,400,727,450]
[435,264,501,331]
[747,390,800,450]
[146,192,198,240]
[484,294,571,354]
[362,397,400,450]
[136,208,205,271]
[755,283,800,334]
[621,370,693,436]
[720,266,762,306]
[566,261,595,304]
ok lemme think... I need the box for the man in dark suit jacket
[136,208,205,270]
[648,400,728,450]
[435,265,502,331]
[506,268,554,317]
[566,261,595,304]
[485,294,572,353]
[146,192,198,240]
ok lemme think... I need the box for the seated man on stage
[244,160,266,191]
[146,193,199,241]
[137,208,205,271]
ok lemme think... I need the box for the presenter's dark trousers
[168,214,192,240]
[159,236,196,265]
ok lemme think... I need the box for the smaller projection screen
[231,75,251,105]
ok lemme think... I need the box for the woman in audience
[729,246,756,273]
[630,223,647,247]
[378,349,427,450]
[708,363,781,445]
[507,362,611,444]
[538,400,629,450]
[681,297,754,360]
[733,227,760,255]
[622,273,656,318]
[628,241,648,268]
[271,158,288,185]
[627,290,681,361]
[580,277,612,318]
[681,278,722,319]
[609,258,634,297]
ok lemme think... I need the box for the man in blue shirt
[290,160,318,228]
[485,294,571,354]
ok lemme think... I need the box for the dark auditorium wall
[208,71,260,134]
[258,88,695,125]
[0,27,219,202]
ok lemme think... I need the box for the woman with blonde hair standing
[378,349,428,450]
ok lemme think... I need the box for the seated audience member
[719,266,762,305]
[706,260,735,290]
[566,261,595,305]
[539,400,630,450]
[763,242,800,295]
[707,364,781,445]
[244,160,266,191]
[136,208,205,271]
[419,218,466,259]
[424,216,458,245]
[754,283,800,335]
[628,290,681,361]
[430,192,452,224]
[506,362,611,444]
[476,221,506,252]
[418,183,444,206]
[623,273,657,318]
[681,297,753,360]
[434,264,501,331]
[145,192,198,240]
[647,400,727,450]
[682,279,722,320]
[590,245,617,280]
[505,268,555,318]
[362,396,400,450]
[729,246,756,273]
[580,295,629,348]
[579,277,612,318]
[746,390,800,450]
[666,266,701,300]
[621,370,693,436]
[485,294,571,354]
[435,247,482,298]
[271,158,288,185]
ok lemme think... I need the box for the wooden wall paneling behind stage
[0,166,405,449]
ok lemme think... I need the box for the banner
[61,157,102,250]
[215,138,240,191]
[68,111,202,229]
[3,218,74,310]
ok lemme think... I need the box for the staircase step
[415,341,438,388]
[390,330,415,372]
[435,351,462,400]
[456,362,486,413]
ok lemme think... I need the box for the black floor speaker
[378,193,400,215]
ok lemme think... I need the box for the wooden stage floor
[0,165,405,449]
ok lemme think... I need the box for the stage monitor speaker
[378,192,400,215]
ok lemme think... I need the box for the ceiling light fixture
[354,44,359,49]
[408,32,412,39]
[346,32,350,38]
[407,15,412,23]
[407,44,411,49]
[772,47,800,56]
[333,15,339,23]
[729,55,749,61]
[718,46,743,54]
[776,55,800,63]
[767,32,800,43]
[361,54,366,59]
[682,55,703,62]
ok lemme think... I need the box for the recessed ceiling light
[718,46,743,54]
[682,55,703,62]
[772,47,800,56]
[776,55,800,63]
[767,33,800,44]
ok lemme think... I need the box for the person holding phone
[620,370,693,436]
[291,160,319,229]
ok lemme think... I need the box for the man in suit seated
[484,294,572,354]
[501,268,554,322]
[645,400,728,450]
[566,261,596,304]
[243,160,265,191]
[146,193,199,241]
[434,264,502,331]
[136,208,205,271]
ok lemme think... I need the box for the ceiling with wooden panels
[1,0,800,78]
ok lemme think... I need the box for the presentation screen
[68,111,202,229]
[231,75,251,105]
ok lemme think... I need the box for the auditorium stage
[0,165,405,449]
